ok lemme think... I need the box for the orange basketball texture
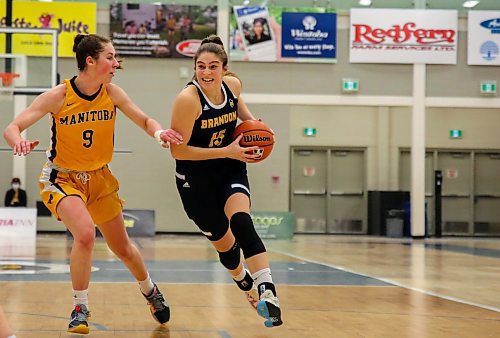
[232,120,275,162]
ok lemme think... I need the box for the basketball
[232,120,275,162]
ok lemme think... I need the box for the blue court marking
[5,312,231,336]
[407,243,500,259]
[0,259,391,286]
[4,311,107,331]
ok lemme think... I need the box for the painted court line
[270,248,500,314]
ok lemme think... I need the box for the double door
[399,149,500,236]
[290,148,366,234]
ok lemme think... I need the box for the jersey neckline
[192,80,227,110]
[70,76,103,102]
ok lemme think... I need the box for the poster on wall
[230,6,337,63]
[468,11,500,66]
[0,1,96,57]
[349,9,457,64]
[110,3,217,58]
[0,208,37,258]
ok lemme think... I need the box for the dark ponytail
[72,34,112,71]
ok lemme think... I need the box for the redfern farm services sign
[349,9,458,64]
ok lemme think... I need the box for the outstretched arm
[3,85,65,156]
[107,83,182,147]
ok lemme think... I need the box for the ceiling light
[359,0,372,6]
[462,1,479,8]
[243,0,250,5]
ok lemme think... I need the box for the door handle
[474,194,500,198]
[330,191,364,196]
[293,189,326,196]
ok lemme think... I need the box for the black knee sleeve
[218,241,241,270]
[230,212,266,259]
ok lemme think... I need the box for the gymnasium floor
[1,234,500,337]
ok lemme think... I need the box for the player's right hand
[13,139,39,156]
[228,134,260,163]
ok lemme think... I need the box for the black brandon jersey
[176,80,242,173]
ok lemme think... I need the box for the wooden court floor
[1,234,500,337]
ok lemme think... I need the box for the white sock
[72,289,89,307]
[138,273,155,295]
[233,268,247,282]
[252,268,273,286]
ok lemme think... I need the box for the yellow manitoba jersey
[47,77,116,171]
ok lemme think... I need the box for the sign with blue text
[468,11,500,65]
[281,12,336,59]
[230,6,337,63]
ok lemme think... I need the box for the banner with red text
[110,3,217,58]
[0,1,96,57]
[349,9,457,64]
[0,208,37,258]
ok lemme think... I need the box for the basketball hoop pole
[0,27,58,185]
[5,0,13,73]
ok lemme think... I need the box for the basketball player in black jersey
[167,35,282,327]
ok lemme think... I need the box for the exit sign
[480,81,497,95]
[449,129,462,139]
[342,78,359,93]
[303,128,316,137]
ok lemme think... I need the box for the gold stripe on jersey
[48,78,116,171]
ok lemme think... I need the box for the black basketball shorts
[175,170,251,241]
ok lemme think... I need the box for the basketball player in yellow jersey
[47,75,117,171]
[3,34,183,334]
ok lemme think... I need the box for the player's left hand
[155,129,183,148]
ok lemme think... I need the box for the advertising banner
[350,9,457,64]
[0,208,37,258]
[251,212,295,239]
[122,209,155,237]
[230,7,337,63]
[468,11,500,65]
[0,1,96,57]
[110,3,217,58]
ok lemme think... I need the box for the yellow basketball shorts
[39,161,123,225]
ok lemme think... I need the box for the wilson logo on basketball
[243,135,272,143]
[176,40,202,57]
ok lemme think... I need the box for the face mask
[12,183,20,189]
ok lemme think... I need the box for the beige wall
[1,11,499,232]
